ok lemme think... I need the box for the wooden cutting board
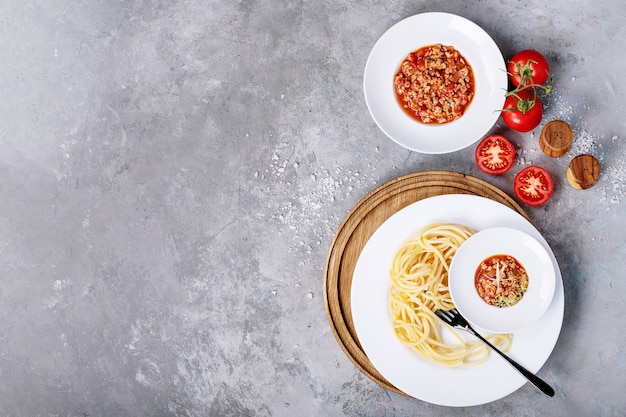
[323,171,530,395]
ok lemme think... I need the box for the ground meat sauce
[474,254,529,308]
[394,44,475,124]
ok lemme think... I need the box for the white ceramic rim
[448,227,556,334]
[363,12,507,154]
[350,194,564,406]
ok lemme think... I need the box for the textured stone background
[0,0,625,416]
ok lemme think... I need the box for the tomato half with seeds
[514,165,554,206]
[475,134,516,175]
[501,88,543,132]
[507,49,550,87]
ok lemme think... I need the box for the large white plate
[363,12,507,154]
[351,194,564,406]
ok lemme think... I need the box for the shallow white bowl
[449,227,556,334]
[363,12,507,154]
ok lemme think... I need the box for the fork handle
[467,327,555,397]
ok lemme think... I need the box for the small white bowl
[449,227,556,334]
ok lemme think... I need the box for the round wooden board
[323,171,530,395]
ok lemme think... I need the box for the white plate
[449,227,556,334]
[351,195,563,406]
[363,12,507,154]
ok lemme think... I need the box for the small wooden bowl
[539,120,573,157]
[567,154,601,189]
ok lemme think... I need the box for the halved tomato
[475,134,516,175]
[514,166,554,206]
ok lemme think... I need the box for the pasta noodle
[389,223,511,366]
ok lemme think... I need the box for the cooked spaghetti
[389,223,511,366]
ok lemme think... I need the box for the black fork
[435,308,555,397]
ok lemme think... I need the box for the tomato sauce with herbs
[474,254,529,308]
[393,44,474,124]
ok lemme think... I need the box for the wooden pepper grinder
[567,154,601,189]
[539,120,573,157]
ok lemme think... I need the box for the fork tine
[434,308,452,322]
[435,308,469,328]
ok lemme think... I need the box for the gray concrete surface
[0,0,625,416]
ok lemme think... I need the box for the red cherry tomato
[475,134,516,175]
[501,89,543,132]
[514,166,554,206]
[507,49,550,87]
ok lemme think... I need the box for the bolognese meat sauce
[394,44,475,124]
[474,254,529,308]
